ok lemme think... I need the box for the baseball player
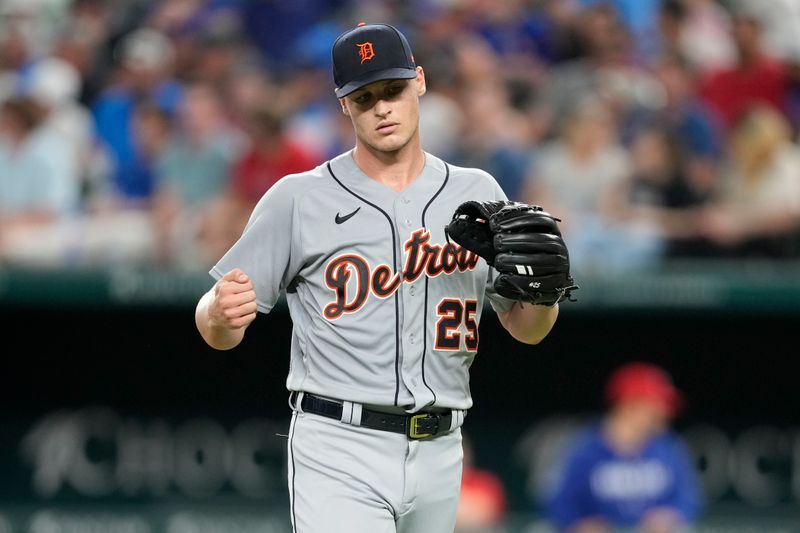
[195,22,563,533]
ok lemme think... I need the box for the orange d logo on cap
[357,42,375,64]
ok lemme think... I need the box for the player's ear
[415,66,426,97]
[338,96,350,116]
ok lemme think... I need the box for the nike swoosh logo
[335,207,361,224]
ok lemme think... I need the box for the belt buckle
[408,413,437,439]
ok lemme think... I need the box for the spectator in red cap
[541,362,703,533]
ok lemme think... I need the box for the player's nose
[373,98,391,117]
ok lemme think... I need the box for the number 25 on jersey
[435,298,479,351]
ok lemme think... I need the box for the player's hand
[209,268,257,330]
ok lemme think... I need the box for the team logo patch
[356,42,375,64]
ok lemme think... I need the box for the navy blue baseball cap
[332,23,417,98]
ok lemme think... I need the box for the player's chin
[368,133,411,153]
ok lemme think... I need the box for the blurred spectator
[624,126,711,258]
[91,27,184,207]
[698,3,790,133]
[418,87,464,161]
[202,105,317,262]
[280,65,346,162]
[237,0,347,75]
[672,0,736,75]
[221,64,278,128]
[627,128,695,211]
[692,104,800,258]
[0,0,71,75]
[624,104,800,260]
[735,0,800,65]
[68,100,171,266]
[446,33,536,200]
[525,94,663,275]
[578,0,664,65]
[472,0,584,68]
[532,2,664,140]
[648,53,724,162]
[26,57,96,203]
[151,80,246,268]
[461,0,552,87]
[619,53,724,257]
[656,0,688,65]
[744,0,800,135]
[541,362,703,533]
[452,81,532,201]
[0,96,79,263]
[229,106,317,210]
[455,434,508,533]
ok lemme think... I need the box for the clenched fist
[208,268,258,330]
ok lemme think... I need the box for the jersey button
[409,286,416,296]
[404,218,412,227]
[409,333,416,343]
[402,197,410,204]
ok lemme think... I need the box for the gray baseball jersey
[210,150,515,413]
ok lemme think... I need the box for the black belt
[294,392,455,440]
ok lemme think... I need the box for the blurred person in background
[0,96,80,264]
[698,2,790,134]
[740,0,800,133]
[53,0,122,107]
[577,0,664,66]
[448,34,533,201]
[456,433,508,533]
[0,0,74,99]
[647,52,724,169]
[202,105,317,262]
[690,104,800,258]
[26,56,94,203]
[221,64,278,129]
[666,0,736,76]
[151,80,246,268]
[91,27,184,209]
[524,93,663,276]
[621,51,724,259]
[532,2,663,142]
[541,362,703,533]
[76,99,172,265]
[236,0,347,76]
[623,126,713,260]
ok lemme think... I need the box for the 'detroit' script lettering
[323,229,479,320]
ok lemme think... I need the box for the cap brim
[335,67,417,97]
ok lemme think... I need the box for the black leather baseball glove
[445,200,578,306]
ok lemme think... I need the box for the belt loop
[291,391,306,414]
[340,401,363,426]
[450,409,465,431]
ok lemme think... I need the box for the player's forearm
[195,290,247,350]
[498,301,559,345]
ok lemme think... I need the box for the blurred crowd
[1,0,800,274]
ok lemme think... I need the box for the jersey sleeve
[209,178,304,313]
[542,434,598,531]
[662,434,704,523]
[482,174,518,314]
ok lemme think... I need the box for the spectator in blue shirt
[91,28,184,206]
[543,362,703,533]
